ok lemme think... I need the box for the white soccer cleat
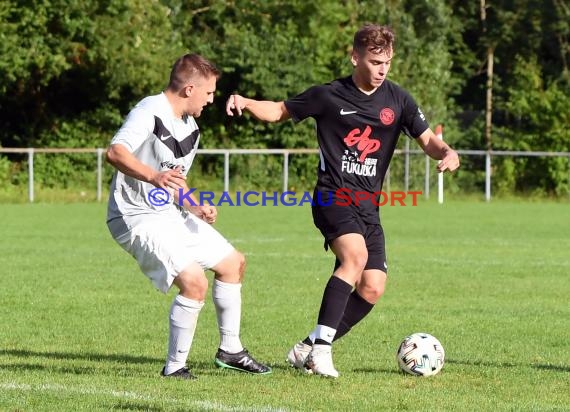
[305,344,339,378]
[286,341,313,374]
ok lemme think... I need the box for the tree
[0,0,181,186]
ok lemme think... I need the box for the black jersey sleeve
[401,93,430,139]
[284,85,324,123]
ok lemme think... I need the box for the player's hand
[437,149,460,173]
[226,94,246,116]
[198,205,217,224]
[152,167,186,191]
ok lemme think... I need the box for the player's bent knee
[357,283,384,303]
[343,253,368,274]
[174,266,208,300]
[366,283,385,300]
[212,250,245,283]
[358,271,387,302]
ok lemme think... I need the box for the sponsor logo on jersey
[340,108,357,115]
[379,107,395,125]
[341,151,377,176]
[160,161,186,173]
[341,126,381,176]
[343,126,381,162]
[341,158,377,176]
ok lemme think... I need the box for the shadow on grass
[108,401,164,412]
[1,362,97,375]
[0,348,222,376]
[265,363,293,372]
[352,367,401,375]
[533,364,570,373]
[447,358,570,372]
[0,348,161,364]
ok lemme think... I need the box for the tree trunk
[481,0,493,151]
[485,46,494,151]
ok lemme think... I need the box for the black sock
[334,290,374,342]
[314,276,353,344]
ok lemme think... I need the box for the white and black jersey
[285,76,429,223]
[107,92,200,226]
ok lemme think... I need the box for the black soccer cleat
[214,348,272,375]
[160,366,197,380]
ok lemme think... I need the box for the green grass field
[0,199,568,411]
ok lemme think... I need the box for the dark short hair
[353,24,395,55]
[167,53,221,91]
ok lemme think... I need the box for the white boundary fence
[1,147,569,202]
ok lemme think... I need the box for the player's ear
[350,51,358,67]
[184,84,194,97]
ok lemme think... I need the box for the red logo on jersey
[343,126,381,162]
[379,108,395,125]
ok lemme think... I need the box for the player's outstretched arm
[226,94,290,123]
[415,129,460,173]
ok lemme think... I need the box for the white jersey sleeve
[111,105,155,153]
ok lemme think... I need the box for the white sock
[164,294,204,375]
[315,324,337,344]
[308,330,316,344]
[212,279,244,353]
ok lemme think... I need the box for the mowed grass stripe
[0,382,288,411]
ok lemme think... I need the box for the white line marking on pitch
[0,382,288,412]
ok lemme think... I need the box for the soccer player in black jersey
[226,24,460,377]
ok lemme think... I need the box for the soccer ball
[396,332,445,376]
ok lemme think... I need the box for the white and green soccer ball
[396,332,445,376]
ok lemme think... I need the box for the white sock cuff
[174,294,205,310]
[315,324,337,344]
[213,279,242,296]
[308,330,316,343]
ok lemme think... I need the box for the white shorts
[107,211,234,293]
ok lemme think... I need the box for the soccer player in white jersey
[226,25,460,377]
[106,53,271,379]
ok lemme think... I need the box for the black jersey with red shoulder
[284,76,429,221]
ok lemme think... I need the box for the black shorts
[312,202,388,272]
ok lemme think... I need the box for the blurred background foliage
[0,0,568,195]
